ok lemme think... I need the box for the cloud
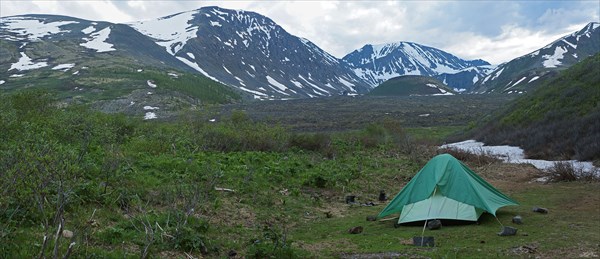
[1,0,597,64]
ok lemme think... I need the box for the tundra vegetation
[1,87,598,257]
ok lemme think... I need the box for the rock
[366,215,377,221]
[62,229,74,239]
[378,190,387,201]
[348,226,363,234]
[325,211,333,218]
[532,207,548,214]
[228,250,237,257]
[413,236,435,247]
[345,195,356,204]
[497,226,518,236]
[512,215,523,224]
[426,219,442,230]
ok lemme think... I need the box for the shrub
[544,162,599,182]
[247,225,299,259]
[288,133,331,153]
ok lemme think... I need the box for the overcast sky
[1,1,598,64]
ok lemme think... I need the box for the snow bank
[147,80,157,88]
[0,17,77,41]
[9,52,48,71]
[144,112,157,120]
[52,63,75,71]
[441,140,597,173]
[80,27,115,52]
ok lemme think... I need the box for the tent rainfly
[378,154,518,224]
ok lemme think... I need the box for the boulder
[498,226,518,236]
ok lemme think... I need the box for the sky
[1,1,598,64]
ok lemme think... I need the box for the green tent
[378,154,518,224]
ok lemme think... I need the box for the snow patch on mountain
[528,76,540,83]
[52,63,75,71]
[144,112,157,120]
[80,27,115,52]
[81,26,95,34]
[130,11,199,55]
[0,17,77,41]
[542,46,567,68]
[176,56,224,84]
[9,52,48,71]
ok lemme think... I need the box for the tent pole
[420,187,437,245]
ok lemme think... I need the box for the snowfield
[80,27,115,52]
[9,52,48,71]
[441,140,598,174]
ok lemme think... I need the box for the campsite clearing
[290,162,600,258]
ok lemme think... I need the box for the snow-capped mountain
[0,15,197,73]
[342,42,491,89]
[472,22,600,94]
[129,6,371,99]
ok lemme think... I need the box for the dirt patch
[206,197,257,228]
[339,252,429,259]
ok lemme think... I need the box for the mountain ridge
[342,41,492,90]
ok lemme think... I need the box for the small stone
[497,226,518,236]
[532,207,548,214]
[348,226,363,234]
[512,215,523,224]
[378,190,387,201]
[228,250,237,257]
[426,219,442,230]
[62,230,74,239]
[345,195,356,204]
[366,215,377,221]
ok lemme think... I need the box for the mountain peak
[343,41,490,87]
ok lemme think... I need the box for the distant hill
[474,53,600,162]
[368,75,455,96]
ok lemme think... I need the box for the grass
[1,91,598,258]
[289,168,600,258]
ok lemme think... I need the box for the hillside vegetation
[474,53,600,162]
[368,75,454,96]
[1,90,598,258]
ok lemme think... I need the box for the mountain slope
[472,22,600,94]
[368,75,455,96]
[342,41,491,89]
[130,6,371,99]
[473,53,600,162]
[0,15,241,119]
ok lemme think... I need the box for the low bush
[545,162,600,182]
